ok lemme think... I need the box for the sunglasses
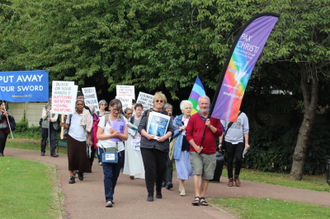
[112,108,120,112]
[126,113,132,115]
[156,100,164,103]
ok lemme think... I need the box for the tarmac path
[4,147,330,219]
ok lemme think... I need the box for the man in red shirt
[186,95,222,206]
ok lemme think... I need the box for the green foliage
[245,124,330,175]
[14,110,29,133]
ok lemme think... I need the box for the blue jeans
[97,147,104,163]
[102,150,124,202]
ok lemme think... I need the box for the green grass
[0,157,60,219]
[6,139,68,154]
[210,197,330,219]
[221,168,330,193]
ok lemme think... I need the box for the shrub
[243,124,330,175]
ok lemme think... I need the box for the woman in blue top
[172,100,194,196]
[97,99,128,208]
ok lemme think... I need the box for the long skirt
[175,150,193,180]
[123,135,145,178]
[67,135,91,173]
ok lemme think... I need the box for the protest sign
[136,92,154,111]
[52,81,77,114]
[116,96,132,110]
[116,85,135,99]
[82,87,99,111]
[0,70,48,102]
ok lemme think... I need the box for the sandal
[192,196,200,206]
[199,197,208,206]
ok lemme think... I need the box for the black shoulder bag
[221,111,242,152]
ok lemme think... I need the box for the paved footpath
[5,147,330,219]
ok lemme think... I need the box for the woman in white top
[63,99,92,184]
[97,99,128,208]
[123,103,145,179]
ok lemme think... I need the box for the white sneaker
[180,190,186,196]
[98,162,102,166]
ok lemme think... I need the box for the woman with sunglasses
[138,91,174,202]
[97,99,128,208]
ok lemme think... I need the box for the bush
[243,124,330,175]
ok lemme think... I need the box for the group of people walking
[36,90,250,208]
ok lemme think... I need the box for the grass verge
[210,197,330,219]
[221,168,330,193]
[0,157,60,219]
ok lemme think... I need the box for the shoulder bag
[221,111,242,152]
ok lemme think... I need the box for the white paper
[82,87,99,111]
[242,147,248,158]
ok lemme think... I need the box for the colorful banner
[210,13,279,122]
[0,70,49,102]
[188,76,206,115]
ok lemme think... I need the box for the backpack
[91,114,100,149]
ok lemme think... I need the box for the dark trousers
[102,151,124,202]
[141,148,167,196]
[163,154,173,183]
[0,132,8,154]
[89,146,96,167]
[225,141,244,179]
[41,125,56,155]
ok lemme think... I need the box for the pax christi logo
[229,61,249,84]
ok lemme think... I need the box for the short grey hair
[198,95,210,103]
[164,103,173,110]
[180,100,193,110]
[99,99,108,107]
[88,105,96,114]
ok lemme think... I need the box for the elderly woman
[138,91,174,202]
[63,99,92,184]
[172,100,194,196]
[97,99,128,208]
[97,99,108,117]
[123,103,145,179]
[124,107,133,120]
[0,100,14,156]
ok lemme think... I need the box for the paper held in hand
[147,111,170,140]
[242,147,248,158]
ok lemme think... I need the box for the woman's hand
[63,123,69,129]
[3,111,8,117]
[145,133,155,141]
[157,136,166,142]
[179,125,186,132]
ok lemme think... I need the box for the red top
[0,110,10,134]
[185,113,223,154]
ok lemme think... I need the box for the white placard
[116,85,135,99]
[82,87,99,111]
[52,81,77,114]
[136,92,154,111]
[116,96,132,110]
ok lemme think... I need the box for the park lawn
[221,168,330,193]
[6,139,68,154]
[210,197,330,219]
[0,157,60,219]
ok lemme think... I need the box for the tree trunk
[289,65,318,180]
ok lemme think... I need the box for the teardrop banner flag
[210,13,279,122]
